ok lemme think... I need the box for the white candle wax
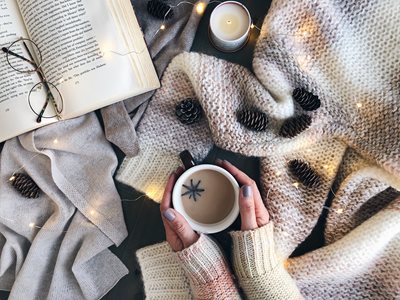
[209,1,251,52]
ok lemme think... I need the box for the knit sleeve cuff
[177,234,240,300]
[230,223,303,300]
[136,242,192,299]
[230,222,278,279]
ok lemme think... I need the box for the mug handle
[179,150,196,169]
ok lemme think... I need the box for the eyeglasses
[2,38,63,123]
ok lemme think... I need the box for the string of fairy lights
[2,0,362,234]
[4,138,347,235]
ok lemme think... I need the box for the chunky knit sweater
[119,0,400,298]
[137,223,302,299]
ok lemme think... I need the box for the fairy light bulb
[53,138,58,144]
[356,102,362,108]
[196,2,206,15]
[160,24,166,30]
[292,182,299,189]
[9,175,16,182]
[29,222,35,228]
[250,24,255,29]
[336,208,344,214]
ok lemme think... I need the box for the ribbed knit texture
[137,224,302,300]
[137,242,192,299]
[122,0,400,298]
[230,223,302,300]
[177,234,240,300]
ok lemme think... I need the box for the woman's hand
[218,160,269,231]
[160,167,199,252]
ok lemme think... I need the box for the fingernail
[243,185,252,198]
[163,209,176,221]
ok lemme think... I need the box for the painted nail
[243,185,252,198]
[163,209,176,221]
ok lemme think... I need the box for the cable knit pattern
[231,223,302,300]
[136,242,192,299]
[177,234,240,300]
[124,0,400,298]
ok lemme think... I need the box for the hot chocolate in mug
[172,150,239,234]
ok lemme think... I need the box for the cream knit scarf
[117,0,400,298]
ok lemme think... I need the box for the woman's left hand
[218,160,270,231]
[160,167,199,252]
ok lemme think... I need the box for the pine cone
[279,114,311,138]
[237,109,268,131]
[176,98,203,125]
[293,88,320,111]
[288,160,321,188]
[147,0,174,20]
[9,173,41,198]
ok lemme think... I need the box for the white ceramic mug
[172,151,239,234]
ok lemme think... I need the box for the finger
[217,159,265,208]
[160,172,176,211]
[162,208,199,248]
[176,166,185,177]
[216,159,254,186]
[239,185,258,230]
[255,188,270,227]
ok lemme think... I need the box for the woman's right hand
[160,167,199,252]
[217,160,269,231]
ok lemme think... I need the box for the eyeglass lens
[6,39,42,73]
[29,81,63,120]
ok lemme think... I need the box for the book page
[17,0,157,119]
[0,0,55,143]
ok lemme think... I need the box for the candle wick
[227,20,232,24]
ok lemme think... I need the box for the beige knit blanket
[117,0,400,298]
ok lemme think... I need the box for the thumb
[162,208,199,248]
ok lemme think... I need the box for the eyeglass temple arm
[22,41,62,122]
[36,94,50,123]
[36,83,62,123]
[3,42,62,123]
[1,47,37,68]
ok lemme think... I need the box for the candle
[209,1,251,52]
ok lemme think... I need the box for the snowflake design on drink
[181,179,205,201]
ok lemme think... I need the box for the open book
[0,0,160,142]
